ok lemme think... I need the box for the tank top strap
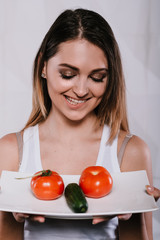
[96,124,110,166]
[18,125,42,173]
[96,125,120,173]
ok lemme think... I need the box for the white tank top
[19,124,120,240]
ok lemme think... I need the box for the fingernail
[92,219,96,225]
[39,218,45,223]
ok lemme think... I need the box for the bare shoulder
[120,131,152,183]
[0,133,19,174]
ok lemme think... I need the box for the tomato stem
[41,170,52,176]
[15,169,52,179]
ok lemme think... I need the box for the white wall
[0,0,160,238]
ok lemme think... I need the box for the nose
[73,77,89,98]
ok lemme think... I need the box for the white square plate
[0,170,158,219]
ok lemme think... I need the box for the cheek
[91,83,106,98]
[47,78,72,94]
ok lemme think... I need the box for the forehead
[49,39,108,69]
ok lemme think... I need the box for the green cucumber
[64,183,88,213]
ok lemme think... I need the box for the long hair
[24,8,129,142]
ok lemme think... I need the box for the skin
[146,185,160,202]
[0,39,154,239]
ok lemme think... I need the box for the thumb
[146,185,160,201]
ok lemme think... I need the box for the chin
[65,113,88,123]
[67,116,85,123]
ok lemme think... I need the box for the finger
[12,213,30,222]
[146,185,160,201]
[29,215,45,223]
[92,217,110,224]
[92,215,117,225]
[118,213,132,221]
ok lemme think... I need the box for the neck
[39,108,101,141]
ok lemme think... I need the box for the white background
[0,0,159,238]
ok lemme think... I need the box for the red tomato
[79,166,113,198]
[30,170,64,200]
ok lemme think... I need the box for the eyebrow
[58,63,108,74]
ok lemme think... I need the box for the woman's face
[43,39,108,122]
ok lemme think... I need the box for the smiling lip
[64,95,88,106]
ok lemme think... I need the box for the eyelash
[90,76,105,82]
[60,73,106,82]
[60,73,75,80]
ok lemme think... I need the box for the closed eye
[90,73,107,83]
[60,73,76,80]
[90,76,104,82]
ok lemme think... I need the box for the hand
[12,212,45,223]
[92,213,132,224]
[146,185,160,201]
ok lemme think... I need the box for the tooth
[66,96,85,105]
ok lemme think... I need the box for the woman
[0,8,153,239]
